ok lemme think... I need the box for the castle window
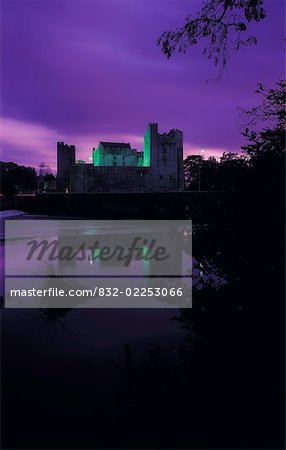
[170,175,173,180]
[160,175,163,180]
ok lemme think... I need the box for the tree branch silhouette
[157,0,266,77]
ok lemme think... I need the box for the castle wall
[70,164,183,193]
[71,165,152,193]
[93,143,141,167]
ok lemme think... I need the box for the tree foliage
[241,80,285,159]
[158,0,266,76]
[0,162,37,195]
[184,80,285,192]
[184,152,249,191]
[241,80,285,194]
[241,80,285,130]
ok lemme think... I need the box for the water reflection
[1,212,226,318]
[0,211,226,448]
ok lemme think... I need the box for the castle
[57,123,184,193]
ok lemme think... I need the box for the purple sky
[1,0,284,171]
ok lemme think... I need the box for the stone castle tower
[144,123,184,190]
[57,141,75,192]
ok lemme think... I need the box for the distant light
[88,157,92,160]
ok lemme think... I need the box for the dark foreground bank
[1,188,285,449]
[1,191,225,221]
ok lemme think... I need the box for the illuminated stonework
[92,142,142,167]
[143,126,151,167]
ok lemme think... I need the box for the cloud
[0,117,58,168]
[0,116,229,174]
[0,117,145,171]
[184,143,229,160]
[1,0,284,165]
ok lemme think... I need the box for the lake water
[1,210,228,449]
[2,211,194,447]
[1,211,188,388]
[2,209,282,449]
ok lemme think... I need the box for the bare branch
[239,80,286,129]
[157,0,266,76]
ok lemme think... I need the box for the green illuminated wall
[93,147,100,166]
[143,129,151,167]
[137,153,144,167]
[92,135,151,167]
[143,245,150,276]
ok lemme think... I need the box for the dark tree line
[0,162,37,195]
[113,81,285,449]
[184,152,249,192]
[0,161,55,195]
[185,80,285,195]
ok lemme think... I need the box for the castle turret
[57,142,76,192]
[144,123,184,190]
